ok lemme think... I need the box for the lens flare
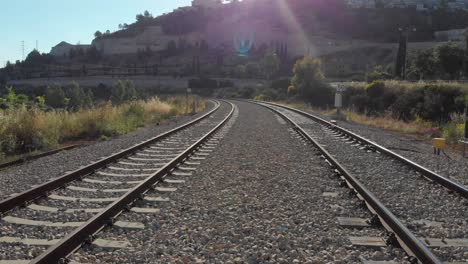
[234,31,255,57]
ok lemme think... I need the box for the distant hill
[86,0,468,60]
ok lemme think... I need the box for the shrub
[111,80,138,104]
[291,55,331,106]
[65,82,86,111]
[350,94,371,113]
[254,94,268,101]
[124,103,146,129]
[443,123,465,143]
[93,83,112,101]
[239,86,255,99]
[45,85,67,108]
[0,86,29,109]
[391,89,424,121]
[366,81,385,99]
[418,85,464,123]
[288,85,297,96]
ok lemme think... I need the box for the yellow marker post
[432,138,446,155]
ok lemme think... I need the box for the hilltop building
[50,42,91,57]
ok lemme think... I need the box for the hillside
[98,0,468,43]
[2,0,468,83]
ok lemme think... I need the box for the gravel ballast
[271,104,468,262]
[306,108,468,186]
[71,101,409,263]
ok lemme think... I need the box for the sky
[0,0,192,67]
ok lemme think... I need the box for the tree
[291,54,331,106]
[45,85,67,108]
[435,43,464,79]
[261,52,280,79]
[136,10,153,23]
[464,28,468,77]
[94,31,103,38]
[0,86,29,109]
[83,89,94,108]
[409,49,438,79]
[65,82,85,110]
[111,80,137,104]
[23,50,54,66]
[144,10,153,18]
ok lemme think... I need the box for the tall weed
[0,96,205,159]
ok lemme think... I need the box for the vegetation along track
[253,100,468,263]
[0,100,235,264]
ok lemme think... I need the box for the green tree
[45,85,67,108]
[94,31,103,38]
[65,82,85,110]
[291,55,331,106]
[83,89,94,109]
[136,10,153,23]
[111,80,137,104]
[409,49,439,79]
[0,86,29,109]
[261,52,280,79]
[435,43,464,79]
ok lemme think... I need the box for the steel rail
[258,101,468,199]
[0,144,81,170]
[30,101,235,264]
[0,100,221,215]
[255,101,442,264]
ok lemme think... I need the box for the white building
[50,42,91,57]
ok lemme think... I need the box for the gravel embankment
[273,105,468,262]
[307,109,468,186]
[71,101,409,263]
[0,101,215,200]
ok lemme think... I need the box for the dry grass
[343,80,468,93]
[345,112,440,137]
[278,102,442,138]
[0,96,205,160]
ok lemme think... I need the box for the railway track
[0,100,235,264]
[253,101,468,264]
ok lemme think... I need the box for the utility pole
[22,41,25,60]
[395,27,416,80]
[463,28,468,78]
[36,40,38,51]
